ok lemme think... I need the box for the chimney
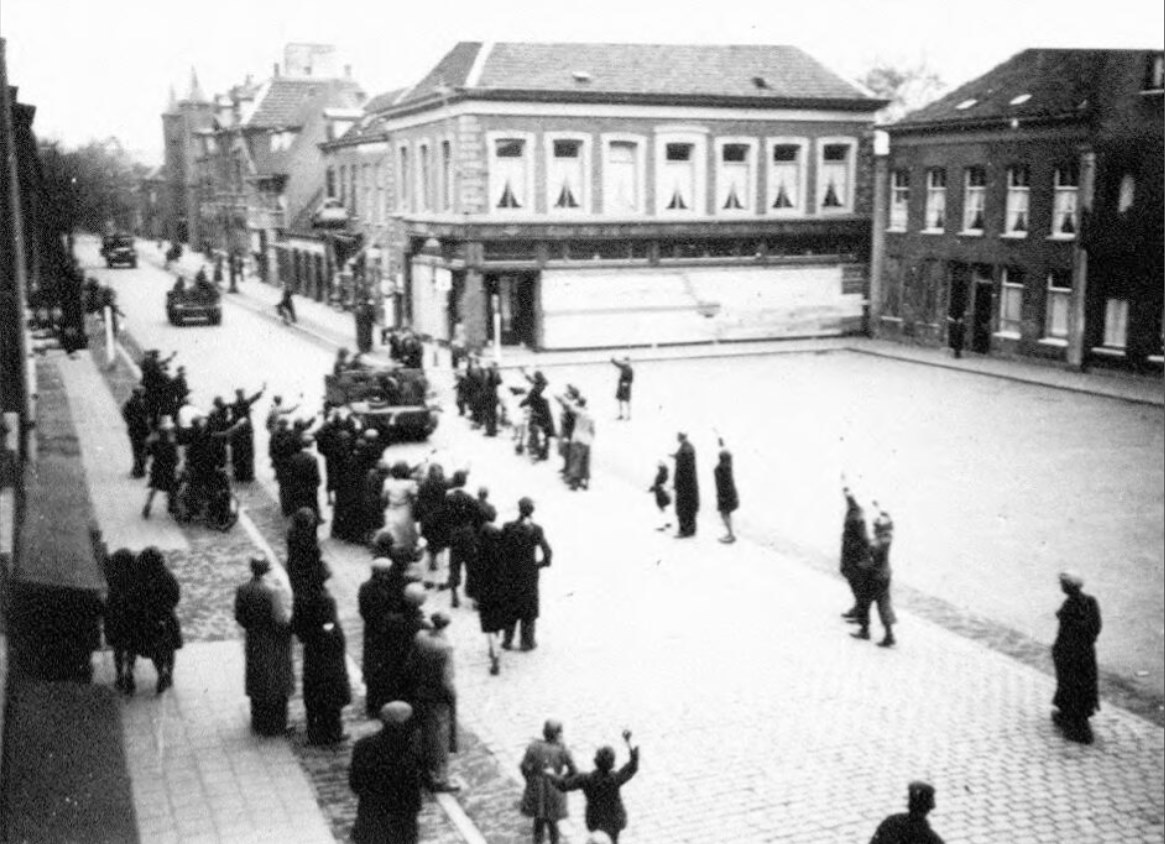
[273,62,280,78]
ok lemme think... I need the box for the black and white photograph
[0,0,1162,841]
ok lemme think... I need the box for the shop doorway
[485,272,538,346]
[970,264,995,354]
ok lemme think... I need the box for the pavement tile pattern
[75,250,1165,843]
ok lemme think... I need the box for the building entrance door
[486,272,537,346]
[970,265,995,354]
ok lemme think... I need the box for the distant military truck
[101,234,138,268]
[324,360,439,442]
[165,276,222,326]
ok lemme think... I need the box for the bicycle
[172,469,240,531]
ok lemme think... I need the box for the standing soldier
[121,386,151,479]
[611,356,634,420]
[228,383,266,482]
[501,497,553,651]
[234,557,295,736]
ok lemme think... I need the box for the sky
[4,0,1163,165]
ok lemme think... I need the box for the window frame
[486,131,537,215]
[997,266,1025,338]
[440,138,454,213]
[1002,165,1030,238]
[888,168,910,231]
[1050,163,1079,240]
[397,144,410,213]
[764,137,808,217]
[545,131,592,215]
[816,137,857,214]
[960,166,987,235]
[1043,269,1073,342]
[417,142,432,213]
[600,133,647,217]
[713,137,757,217]
[923,168,947,234]
[654,129,708,217]
[1101,299,1130,350]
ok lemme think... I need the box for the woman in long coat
[129,546,183,695]
[520,720,578,844]
[104,547,137,693]
[293,585,351,745]
[474,520,512,674]
[1052,572,1102,744]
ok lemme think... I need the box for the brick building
[321,42,885,349]
[161,73,214,246]
[870,49,1164,371]
[190,44,364,285]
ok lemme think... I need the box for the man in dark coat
[443,470,487,608]
[672,432,699,538]
[234,557,294,735]
[403,612,458,792]
[349,701,424,844]
[869,781,945,844]
[1052,572,1102,744]
[205,396,234,470]
[611,356,634,420]
[121,386,151,478]
[355,300,377,354]
[501,497,553,651]
[228,384,266,482]
[383,584,432,705]
[292,585,350,745]
[360,558,402,718]
[482,361,503,437]
[839,484,871,620]
[282,438,322,519]
[520,372,556,460]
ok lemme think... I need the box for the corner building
[871,49,1164,372]
[328,42,884,350]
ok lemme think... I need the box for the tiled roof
[363,87,410,115]
[397,42,877,106]
[246,77,364,128]
[897,49,1147,129]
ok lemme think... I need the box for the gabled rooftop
[895,48,1157,130]
[245,77,364,129]
[395,42,881,109]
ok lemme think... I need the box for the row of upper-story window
[887,163,1090,240]
[326,133,865,220]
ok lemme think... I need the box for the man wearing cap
[869,781,945,843]
[1052,572,1102,744]
[404,611,459,792]
[350,701,424,843]
[234,557,295,736]
[501,497,554,651]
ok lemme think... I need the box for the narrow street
[75,237,1165,843]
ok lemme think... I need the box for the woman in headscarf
[1052,572,1102,744]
